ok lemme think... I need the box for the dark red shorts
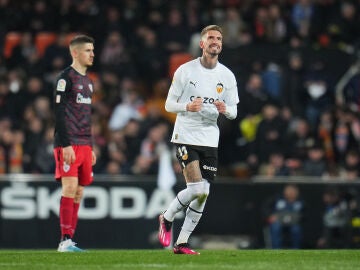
[54,145,94,186]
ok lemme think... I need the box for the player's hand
[214,100,226,114]
[63,146,76,165]
[186,97,202,112]
[91,151,97,166]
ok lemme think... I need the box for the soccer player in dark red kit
[53,35,96,252]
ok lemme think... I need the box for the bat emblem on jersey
[216,82,224,94]
[190,81,197,88]
[63,162,70,173]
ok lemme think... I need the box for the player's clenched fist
[186,97,203,112]
[214,100,226,114]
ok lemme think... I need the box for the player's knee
[187,180,210,202]
[62,184,77,197]
[198,181,210,204]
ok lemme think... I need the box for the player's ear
[199,40,204,49]
[70,47,78,58]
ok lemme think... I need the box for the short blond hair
[200,25,223,39]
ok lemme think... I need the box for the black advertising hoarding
[0,175,358,249]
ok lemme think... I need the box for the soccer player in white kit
[158,25,239,255]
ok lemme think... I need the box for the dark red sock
[59,196,74,239]
[70,202,80,238]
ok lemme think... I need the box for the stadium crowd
[0,0,360,180]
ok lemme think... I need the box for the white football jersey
[167,57,239,147]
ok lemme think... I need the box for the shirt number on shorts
[177,146,189,161]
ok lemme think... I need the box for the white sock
[163,181,206,222]
[176,181,210,244]
[176,198,207,244]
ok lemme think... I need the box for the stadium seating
[3,32,22,58]
[35,32,57,56]
[168,52,193,78]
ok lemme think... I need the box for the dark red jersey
[53,66,93,147]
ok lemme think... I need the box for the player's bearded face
[203,30,222,56]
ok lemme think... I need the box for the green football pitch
[0,249,359,270]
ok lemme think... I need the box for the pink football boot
[158,213,172,247]
[173,243,200,255]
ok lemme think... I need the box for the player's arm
[165,67,202,113]
[165,92,202,113]
[214,77,239,120]
[214,101,237,120]
[54,76,75,164]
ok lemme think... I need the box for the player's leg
[172,161,208,255]
[58,176,84,252]
[159,174,205,247]
[159,145,202,247]
[55,146,86,252]
[176,180,210,245]
[71,185,84,238]
[173,146,217,254]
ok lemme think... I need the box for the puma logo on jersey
[190,81,197,88]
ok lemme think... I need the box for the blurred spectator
[34,126,54,173]
[317,109,335,165]
[23,116,44,173]
[43,32,71,71]
[143,78,175,126]
[158,8,190,55]
[29,0,55,32]
[135,27,167,86]
[238,73,270,118]
[285,118,316,162]
[303,60,333,128]
[258,152,290,178]
[250,103,287,165]
[131,122,169,175]
[302,144,327,177]
[108,80,145,131]
[252,6,269,43]
[220,7,247,48]
[261,61,282,102]
[8,32,38,69]
[0,77,18,121]
[107,129,128,174]
[100,31,135,77]
[338,150,360,181]
[266,3,287,44]
[291,0,314,40]
[0,128,24,174]
[317,187,351,248]
[264,184,304,249]
[326,1,360,48]
[282,52,306,117]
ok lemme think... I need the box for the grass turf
[0,249,359,270]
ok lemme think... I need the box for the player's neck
[71,63,87,75]
[200,55,218,69]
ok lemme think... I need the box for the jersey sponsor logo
[216,82,224,94]
[56,79,66,92]
[190,96,218,104]
[76,93,92,104]
[202,165,217,172]
[63,162,70,172]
